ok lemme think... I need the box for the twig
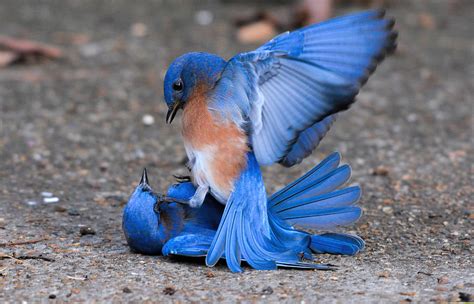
[0,35,62,58]
[0,253,54,262]
[66,275,87,281]
[16,255,55,262]
[0,237,49,247]
[0,253,23,263]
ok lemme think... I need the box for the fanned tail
[270,152,362,230]
[269,152,364,255]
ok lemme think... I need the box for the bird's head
[163,52,226,123]
[122,169,189,255]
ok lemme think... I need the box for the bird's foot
[173,174,192,183]
[188,185,208,208]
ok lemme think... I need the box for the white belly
[184,142,229,204]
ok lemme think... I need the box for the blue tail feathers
[270,152,362,231]
[269,152,364,255]
[311,233,365,255]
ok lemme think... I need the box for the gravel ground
[0,0,472,302]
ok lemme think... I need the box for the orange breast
[182,87,248,195]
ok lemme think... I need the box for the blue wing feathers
[205,202,231,266]
[162,231,215,257]
[211,9,397,166]
[280,116,336,167]
[225,212,242,272]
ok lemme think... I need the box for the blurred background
[0,0,472,302]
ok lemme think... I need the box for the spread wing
[209,9,397,166]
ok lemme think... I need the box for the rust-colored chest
[181,90,249,200]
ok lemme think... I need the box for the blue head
[163,52,226,123]
[122,169,189,255]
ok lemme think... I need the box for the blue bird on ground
[161,9,396,272]
[123,152,365,271]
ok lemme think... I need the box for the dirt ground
[0,0,472,302]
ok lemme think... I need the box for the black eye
[172,79,183,92]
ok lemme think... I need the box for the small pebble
[26,200,38,206]
[80,226,96,236]
[195,10,213,26]
[163,286,176,295]
[437,276,449,284]
[48,294,56,299]
[44,197,59,204]
[142,114,155,126]
[261,286,273,295]
[378,270,390,278]
[400,292,416,297]
[205,270,215,278]
[68,209,80,216]
[372,166,390,176]
[99,162,109,172]
[41,192,53,197]
[53,206,67,213]
[382,206,393,214]
[131,22,147,37]
[454,283,464,289]
[123,287,132,293]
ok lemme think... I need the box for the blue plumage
[280,115,337,167]
[311,233,365,255]
[123,153,365,270]
[158,9,394,272]
[208,9,396,166]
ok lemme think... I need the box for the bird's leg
[188,185,208,208]
[157,194,189,206]
[158,184,208,208]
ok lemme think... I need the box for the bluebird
[162,10,396,272]
[123,153,365,271]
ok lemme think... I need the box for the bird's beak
[140,168,149,186]
[166,101,183,124]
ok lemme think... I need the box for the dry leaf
[237,20,277,44]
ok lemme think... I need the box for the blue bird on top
[161,9,396,272]
[123,152,365,270]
